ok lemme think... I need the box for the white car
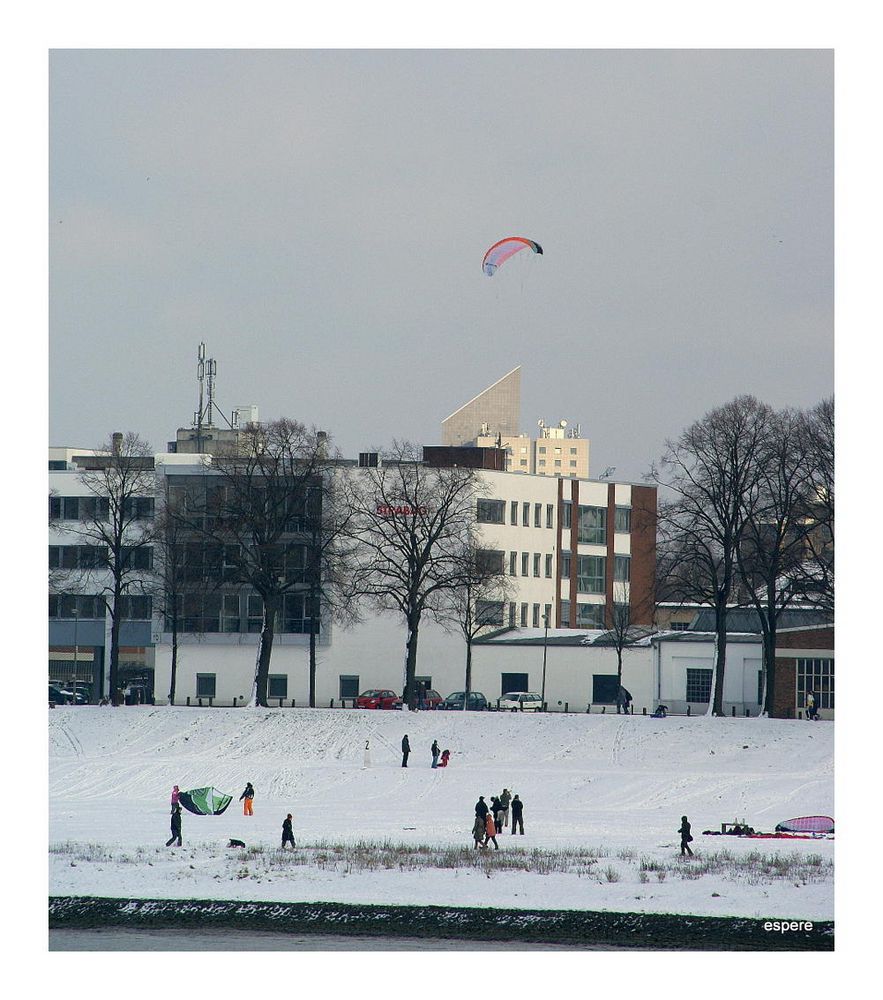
[497,691,544,712]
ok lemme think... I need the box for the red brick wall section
[629,485,657,626]
[556,478,563,626]
[776,627,834,650]
[569,480,579,626]
[605,483,616,628]
[773,658,797,719]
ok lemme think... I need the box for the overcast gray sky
[49,49,832,481]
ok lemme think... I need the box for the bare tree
[67,433,157,704]
[736,407,815,716]
[172,419,337,707]
[344,442,485,710]
[599,582,652,712]
[434,540,512,700]
[792,397,834,615]
[650,397,772,716]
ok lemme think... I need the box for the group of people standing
[401,735,450,768]
[472,790,524,849]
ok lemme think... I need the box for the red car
[355,689,403,710]
[418,688,443,710]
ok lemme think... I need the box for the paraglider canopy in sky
[482,236,543,276]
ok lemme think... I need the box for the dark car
[356,689,403,710]
[49,684,88,706]
[441,691,488,711]
[417,688,443,710]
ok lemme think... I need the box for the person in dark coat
[511,794,524,835]
[431,739,440,768]
[475,795,489,820]
[491,796,503,834]
[282,813,295,849]
[165,804,182,847]
[401,734,411,767]
[239,782,255,815]
[499,788,512,827]
[618,686,633,715]
[679,815,694,856]
[472,814,486,849]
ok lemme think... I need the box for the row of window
[796,657,834,710]
[560,553,629,592]
[506,602,555,629]
[49,496,155,521]
[508,550,555,579]
[558,600,606,629]
[49,593,153,620]
[165,591,320,635]
[477,500,556,528]
[49,545,154,570]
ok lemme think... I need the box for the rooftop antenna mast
[193,343,231,452]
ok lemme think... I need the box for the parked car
[355,689,403,710]
[497,691,544,712]
[417,688,443,710]
[441,691,488,711]
[48,684,88,706]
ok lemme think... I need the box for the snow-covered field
[49,706,833,921]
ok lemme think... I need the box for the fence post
[745,708,750,717]
[686,705,691,716]
[564,702,568,713]
[186,696,191,707]
[731,705,736,717]
[233,697,237,708]
[209,697,213,708]
[642,706,647,715]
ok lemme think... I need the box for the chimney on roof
[112,432,123,456]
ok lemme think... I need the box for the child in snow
[679,815,694,856]
[484,812,499,850]
[472,815,486,849]
[282,813,295,849]
[165,804,182,847]
[240,782,255,815]
[439,749,450,768]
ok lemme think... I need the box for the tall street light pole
[541,612,549,710]
[72,607,79,706]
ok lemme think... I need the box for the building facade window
[686,668,713,703]
[546,504,554,528]
[508,602,517,627]
[222,594,241,633]
[521,552,529,576]
[475,600,505,627]
[339,675,360,700]
[796,657,834,710]
[560,599,570,626]
[533,553,540,577]
[562,501,572,529]
[534,503,542,527]
[49,594,106,619]
[510,500,518,525]
[544,603,552,626]
[509,551,517,576]
[576,555,606,594]
[522,502,530,526]
[247,594,263,632]
[520,603,528,627]
[561,551,571,579]
[532,604,540,628]
[545,553,553,578]
[196,673,216,699]
[615,506,631,533]
[477,499,505,524]
[268,675,288,699]
[576,603,605,628]
[614,556,631,582]
[577,506,607,545]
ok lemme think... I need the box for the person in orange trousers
[239,782,255,815]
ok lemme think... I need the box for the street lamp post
[541,612,549,710]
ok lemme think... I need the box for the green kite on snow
[178,787,233,815]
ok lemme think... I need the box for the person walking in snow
[484,811,499,850]
[475,795,489,820]
[431,739,440,768]
[281,813,295,849]
[618,685,633,715]
[472,814,486,849]
[806,689,818,721]
[165,804,182,847]
[240,782,255,816]
[491,796,503,834]
[679,815,694,857]
[171,785,180,807]
[511,794,524,835]
[401,734,411,768]
[500,788,512,827]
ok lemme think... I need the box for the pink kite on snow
[774,815,834,834]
